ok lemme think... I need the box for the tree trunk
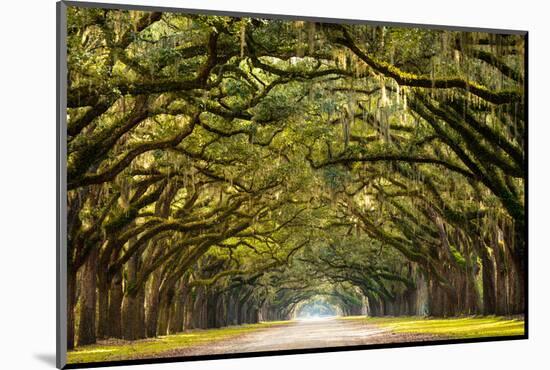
[67,265,77,350]
[511,224,526,314]
[206,292,219,328]
[108,271,123,338]
[157,299,169,335]
[464,245,481,315]
[145,271,162,337]
[216,294,228,327]
[122,291,145,340]
[184,290,194,330]
[227,293,237,325]
[158,283,176,335]
[428,278,445,317]
[121,253,146,340]
[493,243,509,315]
[509,247,526,314]
[137,288,146,338]
[168,279,185,334]
[169,300,184,334]
[195,288,207,328]
[480,243,496,315]
[96,272,110,339]
[77,247,98,346]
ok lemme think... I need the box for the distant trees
[65,7,525,349]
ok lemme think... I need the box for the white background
[0,0,547,368]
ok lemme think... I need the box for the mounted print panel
[57,1,527,368]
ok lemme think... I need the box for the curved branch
[68,114,199,189]
[336,27,522,105]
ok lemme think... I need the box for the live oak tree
[65,7,525,349]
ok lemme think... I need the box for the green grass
[340,315,525,339]
[67,321,293,364]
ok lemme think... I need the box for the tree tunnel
[65,6,525,349]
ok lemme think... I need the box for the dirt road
[156,317,440,358]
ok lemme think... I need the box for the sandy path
[154,317,440,358]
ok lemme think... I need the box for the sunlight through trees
[65,6,525,352]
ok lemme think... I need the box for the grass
[339,315,525,339]
[67,320,293,364]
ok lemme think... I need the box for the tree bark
[96,286,109,339]
[184,290,194,330]
[511,223,526,314]
[121,253,146,340]
[227,293,237,325]
[192,287,207,329]
[168,279,186,334]
[67,265,77,350]
[108,271,123,338]
[145,270,162,337]
[96,271,110,339]
[480,243,496,315]
[206,291,219,328]
[493,242,509,315]
[122,291,145,340]
[77,247,99,346]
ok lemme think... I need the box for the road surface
[156,317,439,358]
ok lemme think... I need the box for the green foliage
[450,245,467,269]
[66,6,525,347]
